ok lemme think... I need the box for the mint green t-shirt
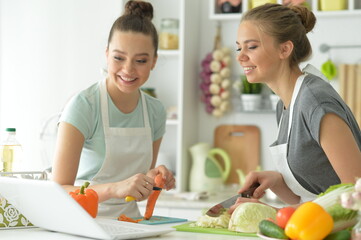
[59,81,167,180]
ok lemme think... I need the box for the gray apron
[269,72,317,203]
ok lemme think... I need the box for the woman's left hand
[147,165,175,190]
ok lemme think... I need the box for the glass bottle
[159,18,179,50]
[0,128,23,172]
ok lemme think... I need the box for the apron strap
[100,79,110,130]
[100,79,151,130]
[140,91,150,128]
[272,73,318,202]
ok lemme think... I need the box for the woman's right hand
[238,170,301,204]
[237,170,283,199]
[109,173,155,202]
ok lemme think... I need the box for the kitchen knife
[125,187,162,202]
[205,183,260,217]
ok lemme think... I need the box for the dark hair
[241,3,316,67]
[107,0,158,56]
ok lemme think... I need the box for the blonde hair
[241,3,316,67]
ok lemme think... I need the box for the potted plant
[239,75,263,111]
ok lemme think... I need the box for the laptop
[0,177,174,239]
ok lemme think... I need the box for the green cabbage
[192,211,230,229]
[313,183,358,232]
[228,202,276,233]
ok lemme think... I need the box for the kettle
[188,142,231,193]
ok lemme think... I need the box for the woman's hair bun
[290,5,316,33]
[124,0,153,20]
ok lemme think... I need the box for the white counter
[0,226,261,240]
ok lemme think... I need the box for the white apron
[269,73,317,203]
[78,79,153,218]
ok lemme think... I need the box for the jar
[159,18,179,50]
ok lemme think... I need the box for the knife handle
[125,187,162,202]
[241,182,260,198]
[125,196,135,202]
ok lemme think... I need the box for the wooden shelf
[209,0,361,21]
[166,119,179,125]
[158,49,180,57]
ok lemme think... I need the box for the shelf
[166,119,179,125]
[209,0,361,21]
[158,49,180,57]
[240,109,276,114]
[144,0,201,193]
[313,9,361,17]
[210,13,242,21]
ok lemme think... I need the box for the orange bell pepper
[69,182,99,218]
[285,202,333,240]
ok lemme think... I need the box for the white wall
[196,0,361,171]
[0,0,121,170]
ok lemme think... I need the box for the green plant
[241,75,262,94]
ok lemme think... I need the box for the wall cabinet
[210,0,361,20]
[120,0,201,192]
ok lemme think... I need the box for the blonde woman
[231,3,361,211]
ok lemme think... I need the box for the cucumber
[324,230,351,240]
[259,219,288,239]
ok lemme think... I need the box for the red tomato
[276,207,296,229]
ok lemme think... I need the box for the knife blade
[205,183,260,217]
[125,187,162,202]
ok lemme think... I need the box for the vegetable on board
[228,202,277,233]
[285,201,333,240]
[192,211,230,229]
[69,182,99,218]
[143,173,165,220]
[259,219,288,239]
[118,214,143,223]
[276,207,295,229]
[324,229,351,240]
[313,183,358,232]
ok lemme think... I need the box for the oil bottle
[1,128,23,172]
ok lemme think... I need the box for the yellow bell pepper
[285,202,333,240]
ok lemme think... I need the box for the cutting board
[134,216,187,225]
[214,125,260,184]
[174,222,257,237]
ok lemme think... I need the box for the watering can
[188,142,231,193]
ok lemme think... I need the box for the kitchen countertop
[139,187,286,210]
[0,226,261,240]
[0,186,284,239]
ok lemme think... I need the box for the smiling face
[106,30,157,95]
[236,20,285,84]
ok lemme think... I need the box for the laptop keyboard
[99,222,145,235]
